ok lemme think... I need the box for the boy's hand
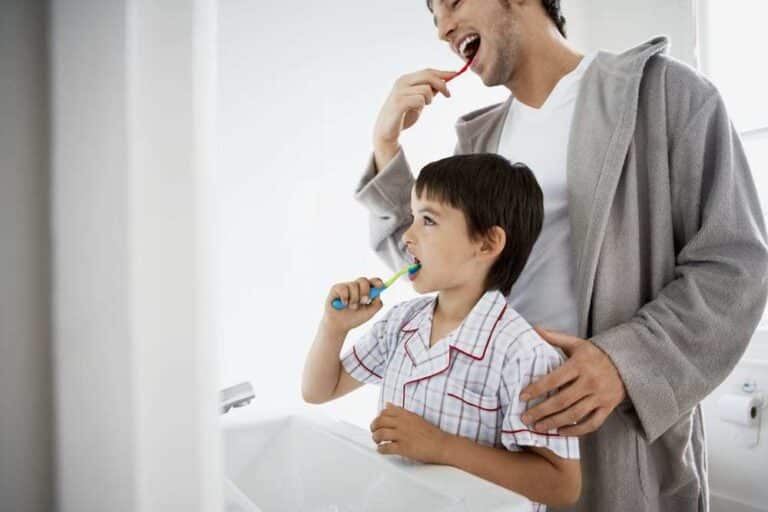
[370,403,450,465]
[323,277,385,332]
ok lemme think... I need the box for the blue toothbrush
[331,263,421,310]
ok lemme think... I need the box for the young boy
[302,154,581,510]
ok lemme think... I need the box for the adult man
[353,0,768,511]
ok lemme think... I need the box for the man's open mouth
[458,34,481,62]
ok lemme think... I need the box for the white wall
[566,0,698,66]
[51,0,221,510]
[0,1,54,510]
[216,0,508,428]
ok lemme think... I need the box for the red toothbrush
[446,56,475,83]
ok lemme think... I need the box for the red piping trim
[502,429,566,438]
[401,303,507,406]
[353,346,382,379]
[400,300,436,333]
[447,392,502,412]
[403,331,418,365]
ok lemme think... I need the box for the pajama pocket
[445,380,501,444]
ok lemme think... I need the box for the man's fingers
[425,68,458,78]
[522,381,586,426]
[397,94,427,112]
[532,395,597,432]
[556,407,610,437]
[534,326,580,351]
[403,84,435,105]
[404,69,453,97]
[520,363,579,401]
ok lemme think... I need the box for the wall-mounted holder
[717,379,765,447]
[221,382,255,415]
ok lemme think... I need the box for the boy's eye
[452,0,461,8]
[423,216,436,226]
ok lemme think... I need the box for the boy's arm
[301,320,364,404]
[303,277,391,404]
[371,403,581,506]
[438,436,581,507]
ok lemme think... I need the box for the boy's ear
[481,226,506,258]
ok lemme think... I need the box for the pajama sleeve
[499,340,580,460]
[340,303,403,385]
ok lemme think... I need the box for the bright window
[698,0,768,327]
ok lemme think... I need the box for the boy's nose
[401,223,415,245]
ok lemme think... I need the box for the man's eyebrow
[428,0,440,26]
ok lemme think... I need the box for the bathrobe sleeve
[354,142,463,273]
[591,90,768,442]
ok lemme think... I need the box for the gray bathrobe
[352,37,768,511]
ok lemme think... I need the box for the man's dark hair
[425,0,567,38]
[414,154,543,296]
[541,0,566,37]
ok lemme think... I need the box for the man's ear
[481,226,506,259]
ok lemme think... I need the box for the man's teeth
[459,34,480,59]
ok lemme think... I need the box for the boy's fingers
[331,284,349,306]
[355,277,371,304]
[370,415,398,432]
[377,441,401,456]
[349,279,366,309]
[372,428,398,444]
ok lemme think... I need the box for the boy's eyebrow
[416,207,441,217]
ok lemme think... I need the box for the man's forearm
[372,140,400,176]
[437,434,580,507]
[301,321,348,403]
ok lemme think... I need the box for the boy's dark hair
[415,154,543,296]
[425,0,567,38]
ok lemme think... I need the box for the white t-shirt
[497,53,596,336]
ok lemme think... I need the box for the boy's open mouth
[409,257,422,281]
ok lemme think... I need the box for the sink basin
[222,413,530,512]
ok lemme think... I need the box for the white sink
[223,413,531,512]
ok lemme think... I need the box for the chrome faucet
[220,381,255,414]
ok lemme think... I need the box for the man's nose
[436,10,457,42]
